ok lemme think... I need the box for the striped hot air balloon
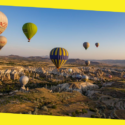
[50,47,69,69]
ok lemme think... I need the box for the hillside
[0,55,110,66]
[92,60,125,66]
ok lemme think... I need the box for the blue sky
[0,6,125,60]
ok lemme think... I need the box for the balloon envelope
[0,36,7,50]
[108,75,112,79]
[85,60,90,66]
[83,42,90,50]
[95,43,99,47]
[0,11,8,34]
[19,76,29,86]
[68,68,72,73]
[22,22,37,42]
[82,75,89,82]
[50,47,69,69]
[76,74,82,80]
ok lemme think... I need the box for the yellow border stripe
[1,0,125,12]
[1,1,125,125]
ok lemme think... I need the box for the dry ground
[0,88,96,117]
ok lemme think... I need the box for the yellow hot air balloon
[83,42,90,50]
[22,22,37,42]
[0,36,7,50]
[0,11,8,35]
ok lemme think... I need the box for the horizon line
[0,54,125,60]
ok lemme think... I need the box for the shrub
[82,109,88,114]
[66,113,69,116]
[75,110,80,114]
[72,112,76,117]
[91,115,95,118]
[89,108,96,112]
[52,105,57,109]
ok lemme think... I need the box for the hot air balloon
[95,43,99,47]
[50,47,69,70]
[82,75,89,82]
[22,22,37,42]
[83,42,90,50]
[68,68,72,73]
[108,75,112,79]
[85,60,90,66]
[0,11,8,35]
[0,36,7,50]
[76,74,82,80]
[19,76,29,90]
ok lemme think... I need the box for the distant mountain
[44,55,49,58]
[0,55,123,66]
[92,60,125,66]
[0,55,111,66]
